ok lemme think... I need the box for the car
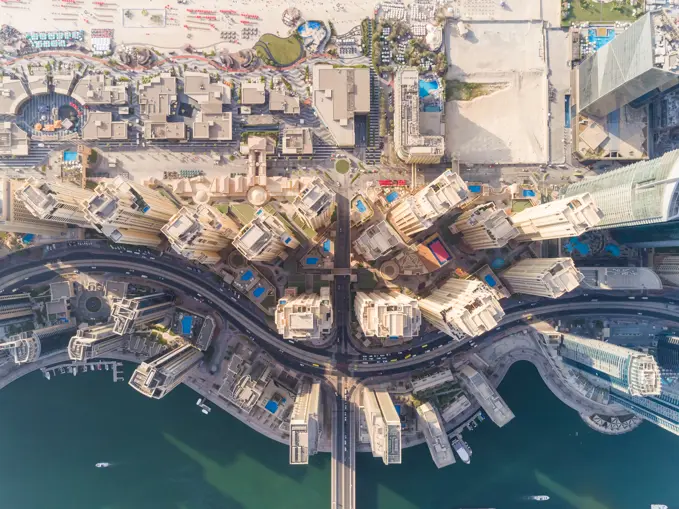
[628,296,636,300]
[642,296,649,300]
[141,275,148,279]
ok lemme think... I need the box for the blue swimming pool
[468,185,482,193]
[241,270,254,282]
[298,20,321,35]
[522,189,536,197]
[63,151,77,161]
[386,191,399,203]
[323,239,331,252]
[564,237,590,256]
[484,275,497,287]
[491,258,506,270]
[253,286,265,298]
[264,400,279,413]
[588,27,615,51]
[356,199,367,213]
[306,257,319,265]
[419,79,439,98]
[181,315,193,335]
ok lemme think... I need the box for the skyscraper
[289,379,321,465]
[0,178,70,236]
[509,194,603,241]
[232,208,300,262]
[274,288,333,341]
[388,170,468,241]
[15,178,93,227]
[161,205,239,265]
[354,291,422,342]
[501,258,583,298]
[610,384,679,436]
[558,334,661,396]
[451,202,519,249]
[1,321,78,365]
[563,150,679,230]
[458,365,514,427]
[656,336,679,374]
[362,388,401,465]
[419,277,505,341]
[353,220,404,261]
[576,10,679,118]
[292,177,336,230]
[110,293,175,335]
[128,343,203,399]
[68,323,127,361]
[82,176,179,246]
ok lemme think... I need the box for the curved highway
[2,241,679,378]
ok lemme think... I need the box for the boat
[651,505,669,509]
[451,438,471,464]
[95,462,110,468]
[526,496,550,501]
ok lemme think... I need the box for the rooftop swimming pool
[253,286,266,298]
[63,151,77,162]
[356,199,367,213]
[419,79,439,98]
[386,191,399,203]
[588,27,615,51]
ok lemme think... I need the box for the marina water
[0,361,677,509]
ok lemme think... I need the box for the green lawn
[254,34,304,67]
[562,0,638,24]
[335,159,350,174]
[230,203,256,224]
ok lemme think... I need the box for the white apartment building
[232,208,300,262]
[452,202,519,249]
[510,193,603,241]
[354,291,422,341]
[501,258,583,298]
[416,402,455,468]
[362,388,402,465]
[275,288,333,341]
[289,380,321,465]
[292,177,336,230]
[68,323,127,362]
[15,178,93,227]
[353,220,404,261]
[419,278,505,341]
[128,344,203,399]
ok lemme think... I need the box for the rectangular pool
[63,151,78,162]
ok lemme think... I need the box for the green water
[0,361,677,509]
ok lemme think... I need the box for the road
[330,378,356,509]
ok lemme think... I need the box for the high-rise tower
[501,258,583,298]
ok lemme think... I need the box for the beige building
[292,177,336,230]
[0,77,29,115]
[232,208,300,262]
[354,291,422,341]
[510,193,604,241]
[139,73,177,121]
[143,121,186,141]
[0,121,29,156]
[282,127,313,155]
[0,178,70,235]
[71,74,128,105]
[111,293,175,335]
[68,323,127,361]
[312,64,370,147]
[241,81,266,105]
[82,111,128,141]
[501,258,583,298]
[82,176,179,246]
[393,68,444,164]
[275,287,333,340]
[192,112,232,140]
[15,178,93,227]
[416,402,455,468]
[128,343,203,399]
[362,388,402,465]
[161,204,239,265]
[183,72,230,113]
[269,91,300,114]
[419,277,505,341]
[452,202,519,250]
[289,379,322,465]
[353,220,404,261]
[458,365,514,427]
[388,170,468,241]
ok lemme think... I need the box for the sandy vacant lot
[447,0,544,22]
[447,21,546,78]
[445,20,548,164]
[446,72,548,164]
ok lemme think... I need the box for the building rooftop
[0,78,29,115]
[459,364,514,427]
[0,121,29,156]
[353,220,404,261]
[269,91,300,114]
[139,73,177,121]
[312,64,370,147]
[143,121,186,140]
[71,74,128,106]
[282,127,313,155]
[241,81,266,105]
[184,72,230,113]
[82,111,128,141]
[292,177,335,222]
[579,266,663,291]
[192,112,232,140]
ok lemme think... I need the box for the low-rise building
[241,81,266,105]
[0,77,29,115]
[0,121,29,156]
[458,365,514,427]
[139,73,177,121]
[192,112,232,140]
[411,369,455,394]
[71,74,128,105]
[579,266,663,291]
[143,121,186,141]
[184,72,230,113]
[281,127,313,155]
[416,402,455,468]
[82,111,128,141]
[269,91,300,114]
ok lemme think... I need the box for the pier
[40,360,124,382]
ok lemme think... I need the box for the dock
[40,360,124,382]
